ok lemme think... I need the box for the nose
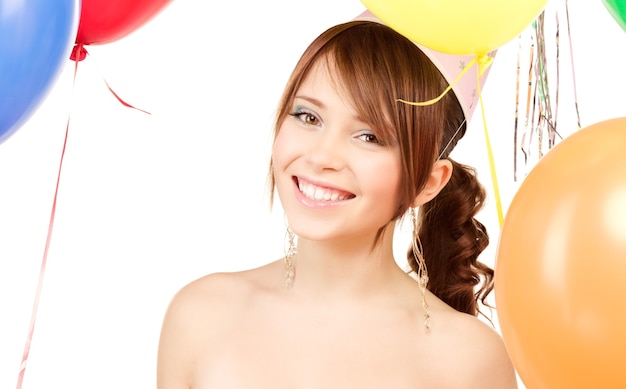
[305,126,346,172]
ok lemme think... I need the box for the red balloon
[75,0,173,46]
[495,117,626,388]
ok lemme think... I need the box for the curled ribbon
[16,42,151,389]
[395,53,504,228]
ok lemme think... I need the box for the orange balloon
[495,117,626,388]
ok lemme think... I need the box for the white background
[1,1,625,388]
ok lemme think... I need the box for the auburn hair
[268,20,493,317]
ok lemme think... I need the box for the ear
[412,159,453,207]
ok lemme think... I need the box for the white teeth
[298,180,349,202]
[303,184,315,199]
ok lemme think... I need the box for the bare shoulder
[156,261,280,388]
[168,259,280,310]
[433,307,519,389]
[172,267,263,305]
[161,260,281,334]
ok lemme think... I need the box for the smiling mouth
[295,177,356,202]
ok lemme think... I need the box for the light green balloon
[602,0,626,33]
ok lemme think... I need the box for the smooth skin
[156,62,518,389]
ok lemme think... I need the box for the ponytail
[407,159,493,317]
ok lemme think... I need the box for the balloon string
[104,79,151,115]
[397,54,493,107]
[520,32,535,168]
[16,43,152,387]
[71,43,151,115]
[553,9,561,147]
[534,14,546,157]
[396,51,503,227]
[15,53,81,389]
[564,0,581,129]
[395,52,501,225]
[548,11,561,148]
[395,52,502,225]
[513,35,522,182]
[477,66,504,228]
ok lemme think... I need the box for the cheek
[271,124,305,186]
[271,126,292,168]
[360,156,402,200]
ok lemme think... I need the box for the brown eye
[288,107,321,126]
[356,131,381,144]
[303,113,318,125]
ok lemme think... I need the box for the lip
[292,176,355,208]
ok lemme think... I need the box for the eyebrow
[294,95,325,109]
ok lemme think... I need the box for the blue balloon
[0,0,79,145]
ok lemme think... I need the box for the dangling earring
[411,207,431,330]
[284,226,297,287]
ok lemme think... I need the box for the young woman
[157,12,518,389]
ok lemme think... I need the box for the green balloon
[602,0,626,32]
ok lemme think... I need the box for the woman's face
[272,61,402,243]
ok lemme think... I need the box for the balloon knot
[477,53,495,77]
[70,44,87,62]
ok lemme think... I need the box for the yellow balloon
[360,0,548,56]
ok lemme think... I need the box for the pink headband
[355,10,495,124]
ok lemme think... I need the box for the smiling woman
[2,1,626,389]
[156,12,517,389]
[272,62,403,242]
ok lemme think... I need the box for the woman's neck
[287,223,406,299]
